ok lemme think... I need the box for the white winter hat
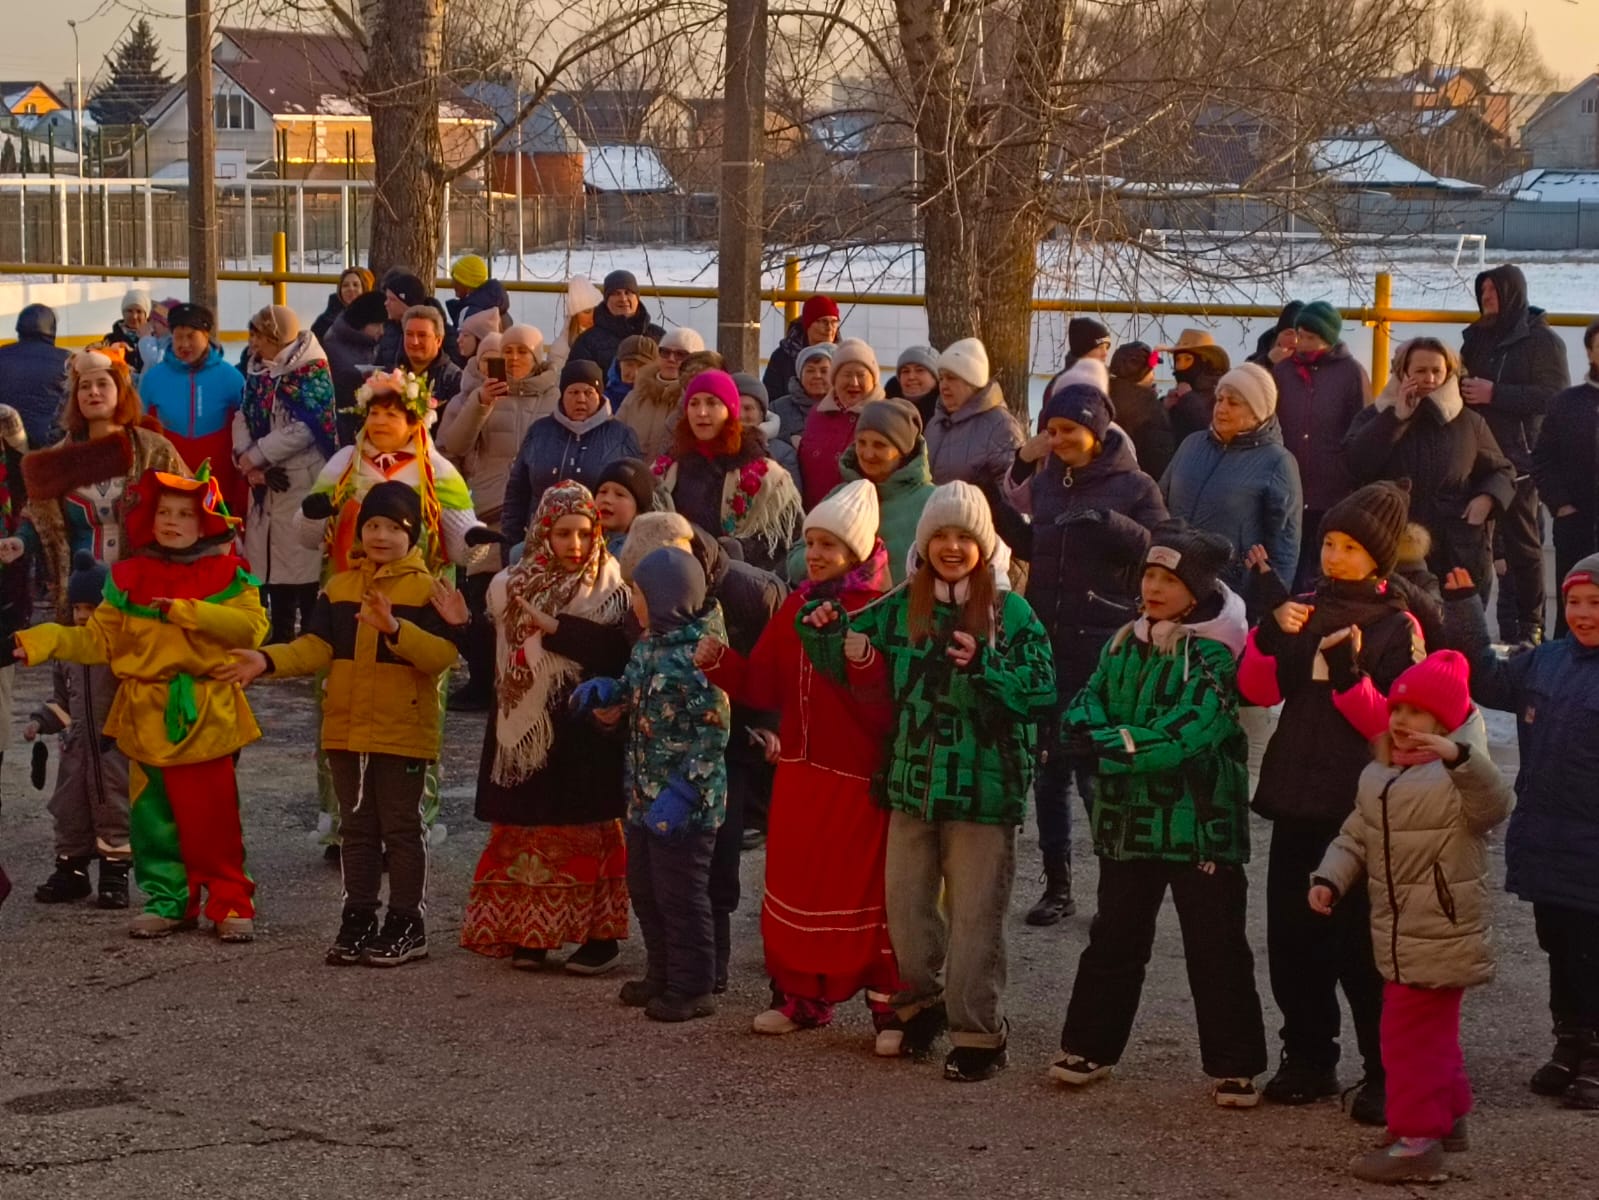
[831,337,880,387]
[803,478,880,564]
[660,326,706,354]
[122,287,151,316]
[937,338,989,387]
[567,276,604,313]
[501,323,545,355]
[1048,357,1110,397]
[914,480,997,562]
[1216,363,1278,423]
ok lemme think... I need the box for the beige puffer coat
[615,362,680,460]
[1314,708,1513,990]
[435,365,559,536]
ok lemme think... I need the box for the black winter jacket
[568,303,665,374]
[1111,378,1176,481]
[0,309,69,448]
[1272,344,1367,513]
[1343,382,1515,585]
[1247,577,1423,825]
[990,430,1167,706]
[1460,264,1570,473]
[1534,379,1599,566]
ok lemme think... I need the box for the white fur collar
[1374,373,1463,424]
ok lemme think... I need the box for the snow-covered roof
[1308,139,1478,191]
[583,144,677,194]
[1493,168,1599,203]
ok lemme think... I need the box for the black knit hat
[1320,480,1411,576]
[561,359,605,392]
[343,290,388,329]
[731,372,769,415]
[596,457,656,517]
[1145,520,1233,604]
[67,550,108,608]
[384,272,428,307]
[603,269,639,297]
[357,481,422,547]
[167,302,215,334]
[1068,317,1111,358]
[1109,341,1155,381]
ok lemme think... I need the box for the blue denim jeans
[1034,751,1091,862]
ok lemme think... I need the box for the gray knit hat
[896,345,938,374]
[856,397,922,457]
[914,480,997,562]
[795,343,836,374]
[618,511,693,583]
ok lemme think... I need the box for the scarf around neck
[243,332,338,459]
[493,480,630,786]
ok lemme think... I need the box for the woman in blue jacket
[1161,363,1302,616]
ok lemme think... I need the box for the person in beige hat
[1156,329,1232,445]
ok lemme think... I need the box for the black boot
[1025,855,1075,926]
[96,859,130,909]
[35,855,92,903]
[1531,1026,1584,1096]
[1565,1034,1599,1111]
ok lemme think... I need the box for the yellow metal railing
[6,245,1595,393]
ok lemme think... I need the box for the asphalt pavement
[1,668,1593,1199]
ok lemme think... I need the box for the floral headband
[356,368,436,423]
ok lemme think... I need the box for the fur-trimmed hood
[1374,372,1464,424]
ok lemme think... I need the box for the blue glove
[569,677,622,716]
[644,776,700,836]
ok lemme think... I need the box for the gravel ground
[0,665,1593,1200]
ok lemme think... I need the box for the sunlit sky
[7,2,1598,111]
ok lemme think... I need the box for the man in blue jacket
[138,302,246,513]
[0,305,69,447]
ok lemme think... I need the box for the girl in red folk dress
[694,479,904,1052]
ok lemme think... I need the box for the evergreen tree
[89,18,175,127]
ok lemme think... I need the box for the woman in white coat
[234,304,339,643]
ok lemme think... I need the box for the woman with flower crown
[651,368,802,574]
[296,367,485,852]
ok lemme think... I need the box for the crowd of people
[0,255,1596,1186]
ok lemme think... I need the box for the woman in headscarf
[236,304,339,644]
[461,481,634,974]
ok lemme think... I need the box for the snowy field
[6,240,1597,413]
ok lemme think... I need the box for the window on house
[214,92,255,131]
[1583,97,1597,115]
[22,103,36,114]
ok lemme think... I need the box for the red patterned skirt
[460,820,629,956]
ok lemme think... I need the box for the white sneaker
[1049,1051,1111,1086]
[752,1007,801,1035]
[874,1026,905,1057]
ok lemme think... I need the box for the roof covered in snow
[1308,139,1480,191]
[1494,168,1599,202]
[583,144,677,194]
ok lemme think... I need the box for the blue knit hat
[67,551,108,607]
[1041,383,1113,442]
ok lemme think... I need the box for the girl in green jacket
[1052,521,1269,1108]
[800,481,1055,1084]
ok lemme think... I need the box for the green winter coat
[800,586,1056,826]
[621,604,732,833]
[787,440,936,586]
[1065,586,1252,865]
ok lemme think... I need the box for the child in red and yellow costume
[14,467,269,941]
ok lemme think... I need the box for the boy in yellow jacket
[15,468,269,941]
[220,483,464,967]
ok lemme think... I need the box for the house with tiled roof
[139,26,492,180]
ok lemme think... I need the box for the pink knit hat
[682,369,741,421]
[1388,650,1471,733]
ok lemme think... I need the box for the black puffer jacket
[1534,378,1599,575]
[1111,377,1175,481]
[989,429,1167,702]
[1343,375,1516,586]
[1245,578,1423,825]
[1460,264,1570,472]
[568,302,665,374]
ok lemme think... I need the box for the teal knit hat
[1294,301,1342,346]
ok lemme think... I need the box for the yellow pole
[271,231,288,307]
[783,255,801,327]
[1371,270,1393,394]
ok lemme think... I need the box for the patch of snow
[583,144,676,194]
[1309,139,1476,191]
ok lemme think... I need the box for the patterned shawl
[492,480,629,786]
[242,332,339,460]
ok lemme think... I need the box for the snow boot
[1025,855,1076,926]
[35,855,92,903]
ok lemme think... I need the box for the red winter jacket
[703,585,893,778]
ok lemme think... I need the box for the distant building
[1520,76,1599,170]
[0,82,66,118]
[139,26,493,180]
[548,89,695,151]
[461,83,585,197]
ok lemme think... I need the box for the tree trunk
[361,0,447,280]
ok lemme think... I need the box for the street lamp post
[67,18,85,266]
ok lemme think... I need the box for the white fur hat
[567,276,604,313]
[803,478,880,564]
[914,480,997,562]
[1216,363,1278,422]
[936,338,990,388]
[660,326,706,355]
[1050,357,1111,396]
